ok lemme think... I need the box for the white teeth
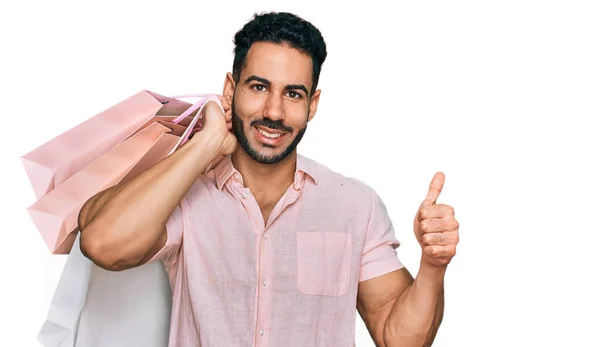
[258,128,282,139]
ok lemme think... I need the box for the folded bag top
[24,92,222,254]
[21,91,219,199]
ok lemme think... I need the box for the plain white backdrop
[1,0,599,346]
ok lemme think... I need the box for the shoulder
[176,171,220,206]
[300,156,390,235]
[300,155,378,204]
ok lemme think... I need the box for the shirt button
[259,329,264,336]
[263,234,268,239]
[262,279,267,286]
[241,192,248,199]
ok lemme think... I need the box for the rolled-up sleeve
[147,202,184,266]
[359,189,405,282]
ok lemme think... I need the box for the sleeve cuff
[360,255,405,282]
[147,204,184,264]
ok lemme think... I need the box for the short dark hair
[232,12,327,96]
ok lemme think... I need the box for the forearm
[383,260,446,347]
[79,130,220,268]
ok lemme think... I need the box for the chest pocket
[296,231,352,296]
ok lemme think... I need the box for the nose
[264,92,284,121]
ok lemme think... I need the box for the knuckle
[419,207,428,220]
[422,234,431,245]
[439,257,450,265]
[438,234,445,243]
[449,206,455,215]
[420,220,428,232]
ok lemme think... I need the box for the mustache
[250,118,293,133]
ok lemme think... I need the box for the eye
[252,84,267,92]
[287,91,302,99]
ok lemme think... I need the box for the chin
[232,123,305,165]
[249,148,292,164]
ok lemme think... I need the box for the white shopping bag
[38,232,172,347]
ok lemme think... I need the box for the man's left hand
[413,172,460,267]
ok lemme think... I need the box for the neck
[231,148,297,196]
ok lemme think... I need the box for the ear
[307,89,321,122]
[222,73,236,107]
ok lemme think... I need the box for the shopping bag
[27,122,173,254]
[20,90,200,200]
[28,94,222,254]
[35,93,222,347]
[37,233,172,347]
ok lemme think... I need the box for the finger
[215,95,225,112]
[223,133,238,154]
[423,245,456,259]
[419,216,459,233]
[202,101,225,127]
[421,231,459,246]
[418,204,455,221]
[422,172,445,206]
[219,94,231,112]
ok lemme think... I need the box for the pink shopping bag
[27,94,221,254]
[20,90,199,200]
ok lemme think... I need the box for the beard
[231,97,307,165]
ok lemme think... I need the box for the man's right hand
[79,94,239,271]
[193,96,238,172]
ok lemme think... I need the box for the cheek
[284,103,310,124]
[235,88,264,118]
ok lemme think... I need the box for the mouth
[253,125,288,146]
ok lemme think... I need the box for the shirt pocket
[296,231,353,296]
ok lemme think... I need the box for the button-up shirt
[151,154,404,347]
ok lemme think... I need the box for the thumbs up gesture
[413,172,460,267]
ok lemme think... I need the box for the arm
[358,173,459,346]
[357,263,445,347]
[78,100,235,271]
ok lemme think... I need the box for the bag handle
[173,94,223,147]
[170,94,225,125]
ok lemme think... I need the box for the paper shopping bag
[37,232,172,347]
[20,90,196,199]
[36,94,222,347]
[27,121,175,254]
[28,94,222,254]
[118,95,223,183]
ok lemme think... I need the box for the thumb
[422,172,445,206]
[201,100,225,125]
[216,94,231,112]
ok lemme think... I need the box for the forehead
[242,42,313,88]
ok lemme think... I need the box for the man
[78,11,460,347]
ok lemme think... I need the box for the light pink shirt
[150,154,404,347]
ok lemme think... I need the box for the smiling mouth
[254,125,288,145]
[258,128,283,138]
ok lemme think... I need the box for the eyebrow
[244,75,309,95]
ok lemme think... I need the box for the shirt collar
[214,154,318,191]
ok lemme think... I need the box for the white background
[1,0,599,346]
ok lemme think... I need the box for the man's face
[227,42,320,165]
